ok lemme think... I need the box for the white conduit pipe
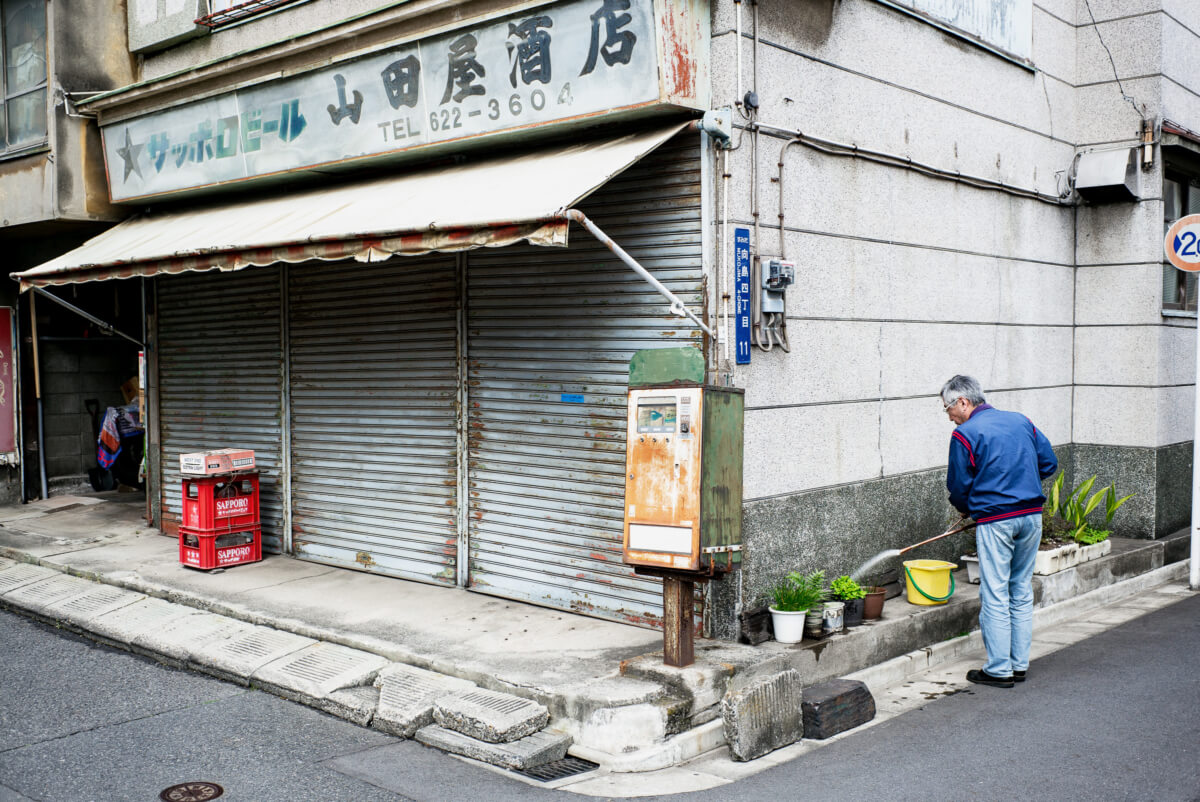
[564,209,713,338]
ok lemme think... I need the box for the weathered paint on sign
[103,0,704,201]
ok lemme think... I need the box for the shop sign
[734,228,751,364]
[102,0,706,202]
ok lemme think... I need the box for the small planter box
[963,539,1112,582]
[1034,539,1110,575]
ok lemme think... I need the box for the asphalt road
[1,593,1198,802]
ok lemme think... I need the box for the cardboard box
[179,448,256,476]
[121,376,140,404]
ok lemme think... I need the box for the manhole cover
[159,781,224,801]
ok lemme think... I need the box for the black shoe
[967,668,1014,688]
[1013,670,1027,683]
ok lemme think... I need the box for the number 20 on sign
[1165,214,1200,272]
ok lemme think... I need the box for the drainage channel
[514,755,601,783]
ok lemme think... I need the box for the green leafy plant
[1103,484,1135,525]
[829,574,866,601]
[1044,472,1134,545]
[770,570,826,612]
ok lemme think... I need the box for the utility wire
[1082,0,1146,120]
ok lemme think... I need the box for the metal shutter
[157,268,285,552]
[288,258,460,584]
[465,134,704,626]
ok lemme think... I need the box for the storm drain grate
[514,756,600,783]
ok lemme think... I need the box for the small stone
[415,725,570,771]
[801,678,876,740]
[434,688,549,744]
[721,669,803,761]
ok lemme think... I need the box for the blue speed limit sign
[1165,214,1200,272]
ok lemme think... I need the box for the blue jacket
[947,404,1058,523]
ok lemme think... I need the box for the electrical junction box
[760,257,794,314]
[623,348,743,573]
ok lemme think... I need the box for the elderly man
[941,375,1058,688]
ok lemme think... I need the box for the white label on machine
[629,523,693,554]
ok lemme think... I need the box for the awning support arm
[564,209,713,338]
[29,286,146,347]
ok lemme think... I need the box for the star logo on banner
[116,128,144,183]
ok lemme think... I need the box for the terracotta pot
[843,597,865,627]
[862,587,886,620]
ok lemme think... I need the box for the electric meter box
[623,348,744,573]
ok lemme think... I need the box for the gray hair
[940,375,986,407]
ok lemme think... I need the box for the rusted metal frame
[280,266,294,554]
[561,209,713,338]
[28,286,145,347]
[662,575,695,667]
[455,250,469,588]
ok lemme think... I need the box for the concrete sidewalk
[0,492,1190,778]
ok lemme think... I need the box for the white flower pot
[1034,539,1111,575]
[962,555,980,584]
[769,607,807,644]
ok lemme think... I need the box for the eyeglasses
[942,397,960,412]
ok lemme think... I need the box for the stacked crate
[178,450,262,570]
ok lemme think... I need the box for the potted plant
[768,570,825,644]
[1036,473,1134,575]
[830,575,867,627]
[862,585,887,619]
[963,474,1135,580]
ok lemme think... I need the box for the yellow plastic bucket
[903,559,957,605]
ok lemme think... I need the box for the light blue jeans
[976,514,1041,676]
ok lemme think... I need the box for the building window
[0,0,46,155]
[197,0,301,28]
[1164,171,1198,314]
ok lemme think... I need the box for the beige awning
[13,122,690,289]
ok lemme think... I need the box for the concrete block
[201,626,316,683]
[880,323,1073,399]
[43,585,144,628]
[740,321,881,408]
[720,669,804,762]
[2,574,93,615]
[434,689,549,744]
[1076,13,1163,86]
[414,725,571,771]
[1074,79,1159,148]
[87,596,199,643]
[1073,385,1192,447]
[0,563,58,594]
[801,678,876,740]
[252,641,388,700]
[373,663,476,738]
[132,611,255,664]
[129,0,207,54]
[744,403,881,498]
[322,685,380,727]
[572,703,669,753]
[44,393,83,416]
[1074,263,1164,326]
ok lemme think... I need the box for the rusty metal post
[662,574,695,667]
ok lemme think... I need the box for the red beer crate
[181,473,260,533]
[179,526,262,570]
